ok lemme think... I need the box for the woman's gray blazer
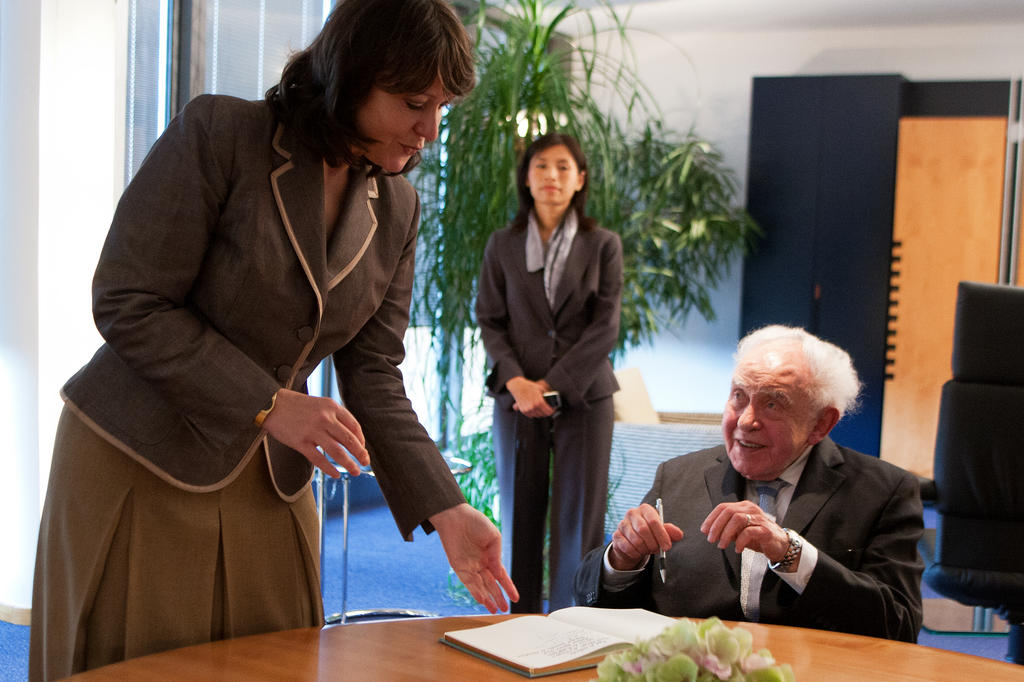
[62,95,463,539]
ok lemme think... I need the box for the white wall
[0,0,124,617]
[38,0,125,479]
[598,8,1024,412]
[1,0,44,621]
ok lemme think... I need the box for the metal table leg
[314,356,464,623]
[318,469,439,624]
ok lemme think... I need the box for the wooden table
[68,615,1022,681]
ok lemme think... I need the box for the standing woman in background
[30,0,516,678]
[476,133,623,613]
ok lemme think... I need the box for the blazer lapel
[550,231,595,318]
[780,438,846,534]
[705,452,747,579]
[510,229,554,324]
[269,124,327,317]
[326,174,379,290]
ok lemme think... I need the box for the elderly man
[574,325,924,642]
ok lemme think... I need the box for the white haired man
[574,325,924,641]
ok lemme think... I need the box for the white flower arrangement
[595,617,795,682]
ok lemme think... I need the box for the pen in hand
[655,497,667,583]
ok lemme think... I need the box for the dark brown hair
[266,0,474,173]
[511,133,595,231]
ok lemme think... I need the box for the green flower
[652,653,699,682]
[596,618,795,682]
[655,621,700,655]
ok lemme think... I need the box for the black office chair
[918,281,1024,665]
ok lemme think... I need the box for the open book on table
[440,607,677,678]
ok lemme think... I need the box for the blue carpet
[0,622,28,682]
[1,496,1014,680]
[320,499,494,620]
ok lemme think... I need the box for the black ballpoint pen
[656,497,667,583]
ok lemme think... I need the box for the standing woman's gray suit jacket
[61,95,463,539]
[476,223,622,408]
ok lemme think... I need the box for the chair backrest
[950,280,1024,384]
[932,281,1024,572]
[612,368,660,424]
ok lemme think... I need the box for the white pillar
[0,0,44,624]
[0,0,125,622]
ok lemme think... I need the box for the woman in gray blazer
[30,1,516,678]
[476,133,623,613]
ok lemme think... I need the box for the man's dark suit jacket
[574,438,924,642]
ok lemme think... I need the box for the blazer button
[296,326,315,342]
[547,330,556,338]
[275,365,292,382]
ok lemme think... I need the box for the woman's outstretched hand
[262,388,370,478]
[430,503,519,613]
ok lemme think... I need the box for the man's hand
[609,503,683,571]
[261,388,370,478]
[701,501,790,562]
[505,376,555,418]
[430,503,519,613]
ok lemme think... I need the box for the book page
[548,607,678,643]
[444,615,629,670]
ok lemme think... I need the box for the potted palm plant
[412,0,758,520]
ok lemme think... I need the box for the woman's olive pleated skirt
[29,406,324,681]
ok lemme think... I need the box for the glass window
[124,0,330,184]
[124,0,172,183]
[202,0,326,99]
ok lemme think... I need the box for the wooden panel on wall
[880,117,1006,476]
[1019,217,1024,285]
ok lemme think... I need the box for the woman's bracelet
[253,391,279,428]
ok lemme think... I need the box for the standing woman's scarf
[525,209,578,309]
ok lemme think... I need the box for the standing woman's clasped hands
[505,376,556,418]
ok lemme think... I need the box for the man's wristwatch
[768,528,802,572]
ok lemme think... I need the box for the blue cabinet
[742,75,903,456]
